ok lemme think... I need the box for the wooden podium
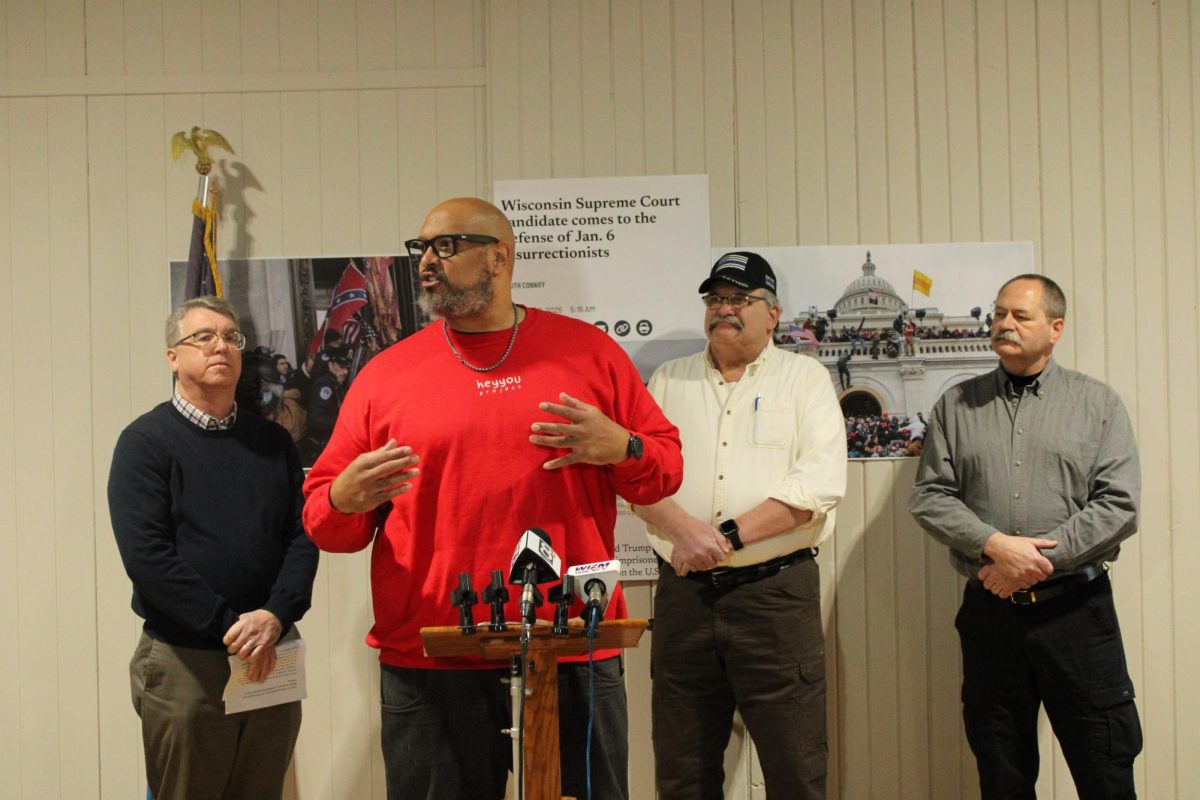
[420,619,647,800]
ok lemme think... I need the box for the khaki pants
[130,629,302,800]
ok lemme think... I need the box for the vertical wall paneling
[161,0,202,76]
[396,87,441,230]
[578,0,615,177]
[1129,1,1175,796]
[200,0,242,73]
[881,0,918,243]
[87,93,142,800]
[85,0,124,74]
[44,0,85,75]
[240,0,282,73]
[699,0,734,245]
[358,89,402,252]
[976,0,1012,242]
[611,0,646,177]
[911,0,951,243]
[279,0,320,74]
[792,0,828,245]
[125,0,165,76]
[6,0,46,76]
[237,92,285,257]
[732,0,769,245]
[832,463,868,795]
[163,93,205,266]
[1065,1,1106,380]
[317,0,357,71]
[760,0,798,245]
[433,86,482,199]
[670,0,705,176]
[640,0,674,175]
[851,0,888,244]
[820,0,858,245]
[548,0,584,178]
[433,0,478,69]
[396,0,436,69]
[892,459,930,799]
[1161,0,1200,790]
[484,2,520,180]
[47,96,98,798]
[0,97,20,800]
[624,582,656,800]
[317,90,362,251]
[0,2,9,77]
[1005,0,1042,251]
[862,460,899,793]
[942,0,981,242]
[517,0,552,179]
[12,96,60,799]
[357,0,398,70]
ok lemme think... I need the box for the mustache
[421,265,446,283]
[992,330,1020,344]
[708,315,743,332]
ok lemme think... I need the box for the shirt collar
[705,339,776,376]
[172,392,238,431]
[994,357,1059,398]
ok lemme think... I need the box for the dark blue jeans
[957,573,1142,799]
[380,657,628,800]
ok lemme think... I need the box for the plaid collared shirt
[172,392,237,431]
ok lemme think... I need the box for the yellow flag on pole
[912,270,933,296]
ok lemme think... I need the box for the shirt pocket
[1042,437,1100,503]
[751,402,793,448]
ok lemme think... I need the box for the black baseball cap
[699,251,778,294]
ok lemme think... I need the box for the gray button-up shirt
[909,359,1140,579]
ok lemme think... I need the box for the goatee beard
[418,268,495,319]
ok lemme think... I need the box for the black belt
[666,548,818,589]
[971,563,1106,605]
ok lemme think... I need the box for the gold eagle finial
[171,127,235,175]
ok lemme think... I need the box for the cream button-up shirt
[644,340,847,568]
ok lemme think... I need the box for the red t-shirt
[303,308,682,668]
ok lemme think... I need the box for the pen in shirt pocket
[754,393,762,411]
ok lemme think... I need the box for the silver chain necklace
[442,303,521,372]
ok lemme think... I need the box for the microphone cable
[585,604,599,800]
[517,632,528,800]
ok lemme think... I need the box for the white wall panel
[0,1,1197,798]
[0,97,18,800]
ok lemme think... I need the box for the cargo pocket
[1089,683,1142,766]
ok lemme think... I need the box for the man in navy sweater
[108,296,318,800]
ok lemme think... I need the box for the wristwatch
[626,433,644,461]
[719,518,745,551]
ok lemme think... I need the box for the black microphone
[482,569,509,632]
[549,575,576,636]
[449,571,478,635]
[566,560,621,637]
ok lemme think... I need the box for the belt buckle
[1009,590,1036,605]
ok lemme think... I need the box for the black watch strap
[626,433,644,461]
[719,518,745,551]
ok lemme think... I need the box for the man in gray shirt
[910,274,1141,799]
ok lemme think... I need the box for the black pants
[379,658,628,800]
[651,558,827,800]
[957,574,1142,799]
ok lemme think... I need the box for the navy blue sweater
[108,401,319,649]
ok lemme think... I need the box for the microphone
[566,560,621,635]
[508,527,562,585]
[481,570,509,632]
[548,575,576,636]
[449,571,478,635]
[508,528,562,631]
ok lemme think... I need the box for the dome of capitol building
[834,252,904,316]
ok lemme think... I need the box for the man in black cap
[633,251,847,799]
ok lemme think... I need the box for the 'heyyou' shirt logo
[477,375,523,396]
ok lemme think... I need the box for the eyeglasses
[171,330,247,353]
[404,234,499,261]
[702,293,769,309]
